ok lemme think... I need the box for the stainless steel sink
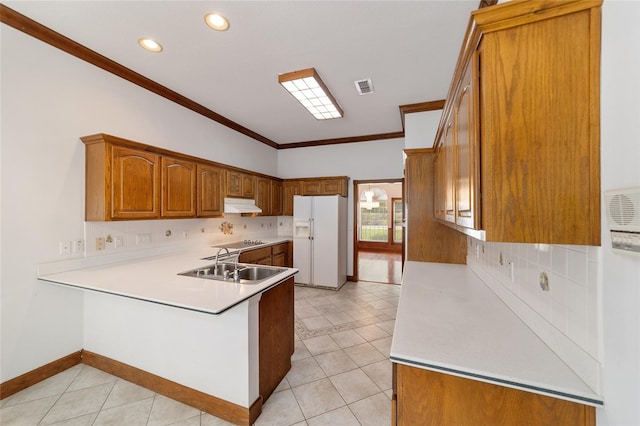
[237,266,282,281]
[178,262,286,284]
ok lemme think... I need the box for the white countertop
[38,238,296,315]
[391,261,603,406]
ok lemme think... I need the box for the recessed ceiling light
[138,38,163,52]
[278,68,343,120]
[205,12,230,31]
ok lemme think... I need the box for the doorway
[353,179,404,284]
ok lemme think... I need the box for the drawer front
[272,242,288,255]
[239,246,272,264]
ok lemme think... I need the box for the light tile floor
[0,281,399,426]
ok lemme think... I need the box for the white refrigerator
[293,195,348,289]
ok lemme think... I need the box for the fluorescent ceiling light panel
[278,68,343,120]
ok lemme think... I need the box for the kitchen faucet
[233,253,241,280]
[213,247,230,275]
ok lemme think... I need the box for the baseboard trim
[1,350,262,425]
[82,350,261,426]
[0,351,82,399]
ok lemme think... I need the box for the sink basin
[179,262,286,284]
[237,266,283,281]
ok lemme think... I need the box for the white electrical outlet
[59,241,71,255]
[96,237,105,250]
[73,239,84,254]
[136,233,151,245]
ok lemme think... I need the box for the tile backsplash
[467,238,602,392]
[84,215,292,257]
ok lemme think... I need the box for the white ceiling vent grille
[354,78,374,95]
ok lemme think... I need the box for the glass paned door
[359,201,389,242]
[393,198,403,243]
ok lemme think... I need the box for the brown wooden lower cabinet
[259,277,294,401]
[238,246,272,265]
[393,363,595,426]
[238,242,292,267]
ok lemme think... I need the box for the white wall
[277,139,406,275]
[404,110,441,149]
[0,25,278,382]
[598,1,640,424]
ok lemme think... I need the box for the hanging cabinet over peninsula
[433,0,602,245]
[161,156,197,218]
[82,134,213,221]
[83,136,161,221]
[197,163,225,218]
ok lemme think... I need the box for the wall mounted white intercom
[605,187,640,256]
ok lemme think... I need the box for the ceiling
[4,1,480,147]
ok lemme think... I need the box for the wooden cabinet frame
[393,363,595,426]
[432,0,601,245]
[82,133,286,220]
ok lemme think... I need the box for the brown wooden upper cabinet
[226,169,255,199]
[433,0,601,245]
[271,180,284,216]
[255,177,284,216]
[282,181,301,216]
[197,163,224,217]
[82,135,161,221]
[83,134,221,221]
[301,177,348,196]
[255,177,272,216]
[161,156,197,218]
[281,177,349,216]
[82,134,346,220]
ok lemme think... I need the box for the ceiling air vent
[354,78,374,95]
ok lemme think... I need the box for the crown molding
[0,4,279,148]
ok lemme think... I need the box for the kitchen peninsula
[38,239,296,426]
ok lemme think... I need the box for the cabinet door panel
[227,170,256,199]
[454,57,479,229]
[443,122,455,223]
[112,146,160,219]
[433,140,446,221]
[197,163,224,217]
[226,171,242,197]
[259,277,294,400]
[242,174,255,198]
[256,177,271,216]
[301,180,322,195]
[162,157,196,218]
[395,364,595,426]
[271,181,283,216]
[321,179,344,195]
[283,181,301,216]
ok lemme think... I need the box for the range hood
[224,197,262,214]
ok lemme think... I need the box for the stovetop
[213,239,265,249]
